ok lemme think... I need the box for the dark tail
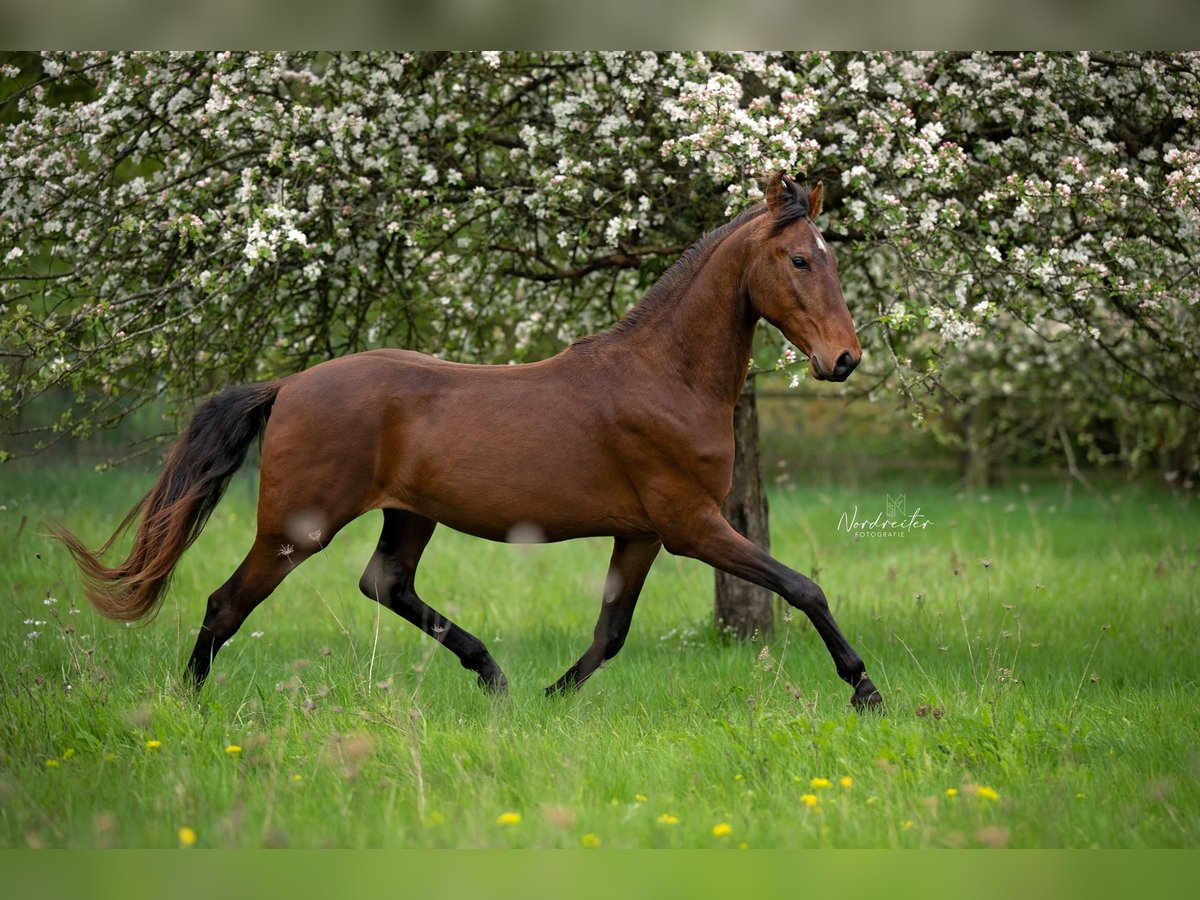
[50,380,284,622]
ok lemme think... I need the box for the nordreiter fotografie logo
[837,493,932,538]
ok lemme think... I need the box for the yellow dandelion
[945,788,959,798]
[292,774,303,782]
[839,776,853,788]
[810,777,833,789]
[425,812,445,826]
[634,793,647,803]
[1075,792,1085,800]
[800,794,819,807]
[657,813,680,825]
[62,748,76,761]
[44,758,60,768]
[580,833,602,848]
[977,786,1000,801]
[902,819,916,830]
[145,739,161,750]
[225,744,242,755]
[178,826,197,848]
[496,811,521,826]
[712,822,733,838]
[733,773,744,781]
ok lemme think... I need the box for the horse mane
[572,200,774,349]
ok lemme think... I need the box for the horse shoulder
[612,387,735,499]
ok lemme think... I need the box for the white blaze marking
[811,222,827,254]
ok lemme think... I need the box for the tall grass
[1,464,1196,847]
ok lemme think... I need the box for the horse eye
[791,255,809,270]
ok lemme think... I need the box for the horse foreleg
[360,508,507,693]
[185,532,310,688]
[665,509,882,711]
[546,536,661,695]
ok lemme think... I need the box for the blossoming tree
[3,51,1198,634]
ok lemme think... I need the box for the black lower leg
[388,581,507,692]
[678,512,882,712]
[788,573,882,709]
[546,537,660,695]
[184,545,287,689]
[361,510,506,692]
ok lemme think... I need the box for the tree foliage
[2,51,1197,473]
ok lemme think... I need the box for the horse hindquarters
[186,377,381,686]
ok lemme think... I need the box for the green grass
[1,463,1197,848]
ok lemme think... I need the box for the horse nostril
[832,351,860,381]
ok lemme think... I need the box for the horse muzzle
[811,350,861,382]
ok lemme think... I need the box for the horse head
[746,172,861,382]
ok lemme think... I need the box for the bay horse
[52,173,883,710]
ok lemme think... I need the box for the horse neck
[626,225,758,406]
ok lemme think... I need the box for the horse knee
[784,573,828,614]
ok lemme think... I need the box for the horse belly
[387,418,647,543]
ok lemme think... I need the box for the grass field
[1,461,1197,848]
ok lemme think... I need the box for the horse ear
[765,171,807,219]
[765,171,789,214]
[808,180,824,220]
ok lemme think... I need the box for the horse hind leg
[185,531,313,688]
[546,536,661,695]
[359,508,507,693]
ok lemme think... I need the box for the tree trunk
[714,379,774,640]
[961,400,995,488]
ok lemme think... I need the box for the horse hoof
[477,670,508,694]
[851,687,884,713]
[544,679,576,697]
